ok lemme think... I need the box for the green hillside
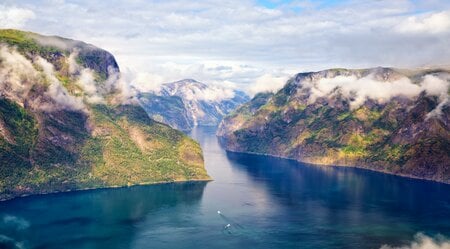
[0,29,210,200]
[218,68,450,183]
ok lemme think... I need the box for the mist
[179,84,236,102]
[67,51,106,104]
[380,233,450,249]
[104,67,138,105]
[247,73,288,97]
[301,73,449,112]
[0,45,114,112]
[0,46,37,106]
[36,56,85,111]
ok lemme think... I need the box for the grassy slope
[0,29,60,56]
[86,104,207,186]
[219,72,449,183]
[0,29,209,200]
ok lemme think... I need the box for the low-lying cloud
[76,68,106,104]
[36,56,85,111]
[3,0,450,94]
[104,67,138,105]
[66,51,107,104]
[302,73,449,111]
[177,83,236,102]
[122,61,281,96]
[0,45,139,113]
[380,233,450,249]
[247,73,289,96]
[0,46,37,105]
[126,70,164,93]
[0,45,87,112]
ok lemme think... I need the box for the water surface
[0,126,449,249]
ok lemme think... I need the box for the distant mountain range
[218,67,450,183]
[0,29,209,200]
[139,79,249,131]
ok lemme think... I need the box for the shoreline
[0,177,213,202]
[222,147,450,185]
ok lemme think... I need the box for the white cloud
[421,74,450,97]
[76,68,106,104]
[380,233,450,249]
[427,96,449,119]
[122,61,277,95]
[0,5,35,29]
[104,67,138,104]
[0,44,141,109]
[1,0,450,96]
[0,46,37,100]
[247,73,289,96]
[36,56,86,111]
[129,71,164,92]
[0,46,40,107]
[395,11,450,34]
[67,51,80,74]
[182,84,236,102]
[302,72,449,109]
[0,46,90,111]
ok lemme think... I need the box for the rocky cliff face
[139,79,249,131]
[138,92,194,131]
[218,67,450,183]
[0,29,209,200]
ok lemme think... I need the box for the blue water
[0,126,449,249]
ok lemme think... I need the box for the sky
[0,0,450,94]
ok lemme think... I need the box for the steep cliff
[218,67,450,183]
[0,29,209,200]
[139,79,249,131]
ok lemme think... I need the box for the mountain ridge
[218,67,450,183]
[0,29,210,201]
[139,79,249,131]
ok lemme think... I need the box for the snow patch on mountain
[139,79,249,130]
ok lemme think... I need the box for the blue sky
[0,0,449,94]
[257,0,342,9]
[257,0,292,9]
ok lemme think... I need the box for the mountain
[218,67,450,183]
[0,29,209,200]
[139,79,250,131]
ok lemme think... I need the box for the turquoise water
[0,126,449,249]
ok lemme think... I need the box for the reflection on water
[226,150,449,217]
[225,151,450,247]
[0,182,207,249]
[0,126,448,249]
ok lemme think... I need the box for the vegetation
[0,29,209,200]
[138,93,193,131]
[0,29,60,53]
[87,104,208,186]
[219,69,450,183]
